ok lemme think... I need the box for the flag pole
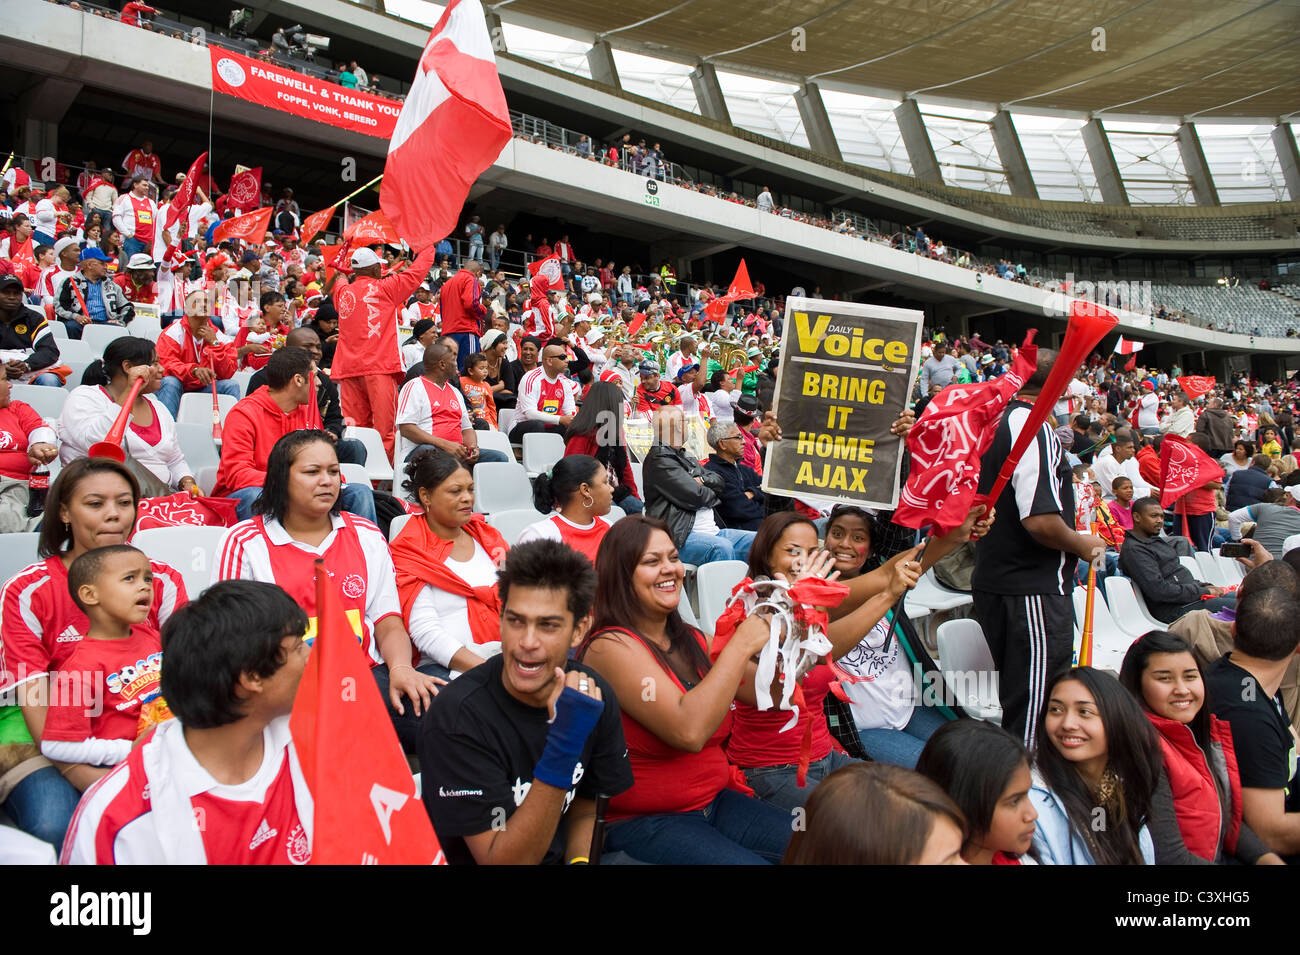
[1079,555,1097,668]
[334,174,383,209]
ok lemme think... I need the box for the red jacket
[113,273,157,305]
[438,269,487,336]
[1136,445,1162,488]
[156,321,237,391]
[212,388,322,494]
[331,245,437,381]
[1147,711,1242,861]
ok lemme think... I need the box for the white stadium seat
[177,392,238,428]
[476,429,513,460]
[473,461,534,514]
[81,324,131,355]
[486,507,546,545]
[0,533,42,586]
[10,384,68,420]
[522,432,565,479]
[934,618,1002,723]
[345,426,394,485]
[132,525,229,599]
[694,559,748,636]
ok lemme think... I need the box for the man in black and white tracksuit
[972,350,1106,749]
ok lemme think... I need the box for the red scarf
[391,514,508,646]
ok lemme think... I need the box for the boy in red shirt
[41,546,167,790]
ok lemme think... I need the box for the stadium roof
[488,0,1300,121]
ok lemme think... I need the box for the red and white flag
[1176,375,1216,400]
[1113,335,1144,355]
[344,209,401,245]
[1158,435,1224,509]
[212,206,273,244]
[379,0,511,250]
[290,563,445,865]
[164,151,207,233]
[226,166,262,211]
[298,204,337,247]
[135,492,239,531]
[893,344,1038,534]
[527,253,562,309]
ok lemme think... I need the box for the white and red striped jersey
[394,376,472,465]
[62,716,314,865]
[516,367,574,424]
[0,556,185,692]
[213,514,400,667]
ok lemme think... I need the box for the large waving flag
[380,0,511,250]
[164,151,207,234]
[344,209,401,245]
[1176,375,1216,400]
[212,207,273,244]
[704,259,756,322]
[1113,335,1144,354]
[290,563,445,864]
[527,253,562,309]
[893,341,1037,534]
[1158,435,1224,509]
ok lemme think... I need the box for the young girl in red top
[459,353,497,429]
[515,454,613,564]
[916,719,1040,864]
[577,516,790,864]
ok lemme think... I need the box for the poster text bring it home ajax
[763,298,924,509]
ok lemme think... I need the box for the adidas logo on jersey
[249,818,278,851]
[56,625,82,644]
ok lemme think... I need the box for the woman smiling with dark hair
[576,515,790,864]
[214,430,441,752]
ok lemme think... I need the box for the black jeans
[371,660,452,755]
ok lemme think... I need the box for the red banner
[299,204,337,246]
[1177,375,1216,400]
[213,207,273,244]
[210,48,401,139]
[344,209,400,244]
[226,166,262,210]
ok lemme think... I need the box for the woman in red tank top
[577,516,793,864]
[515,454,613,563]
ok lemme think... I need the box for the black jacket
[0,304,60,373]
[1225,465,1272,511]
[1118,533,1207,623]
[702,453,765,530]
[643,442,724,549]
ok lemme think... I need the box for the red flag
[982,301,1119,506]
[298,204,337,247]
[226,166,262,210]
[1123,354,1137,372]
[379,0,511,249]
[527,254,562,309]
[344,209,401,245]
[726,259,755,299]
[1176,375,1215,400]
[1158,435,1224,509]
[212,207,273,244]
[1113,335,1144,355]
[134,493,239,531]
[164,151,207,233]
[893,344,1038,534]
[625,311,648,338]
[290,563,445,865]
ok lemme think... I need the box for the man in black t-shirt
[971,349,1106,748]
[1208,587,1300,862]
[418,540,633,865]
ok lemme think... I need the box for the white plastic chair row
[1102,576,1165,638]
[476,429,512,460]
[345,426,394,485]
[934,618,1002,724]
[473,461,534,514]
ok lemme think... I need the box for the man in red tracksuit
[329,244,437,462]
[213,347,375,522]
[438,260,487,374]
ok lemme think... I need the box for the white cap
[53,236,80,259]
[126,252,155,270]
[350,248,382,269]
[587,292,602,304]
[587,326,607,344]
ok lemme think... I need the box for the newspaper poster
[762,297,924,509]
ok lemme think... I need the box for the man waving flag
[380,0,511,249]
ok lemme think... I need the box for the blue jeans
[334,437,366,465]
[857,705,949,769]
[31,372,63,387]
[604,788,793,864]
[371,660,451,754]
[475,448,509,464]
[122,236,150,261]
[680,528,756,565]
[617,493,644,515]
[467,239,484,262]
[227,482,376,523]
[488,247,501,271]
[2,765,82,851]
[155,375,241,418]
[742,750,857,812]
